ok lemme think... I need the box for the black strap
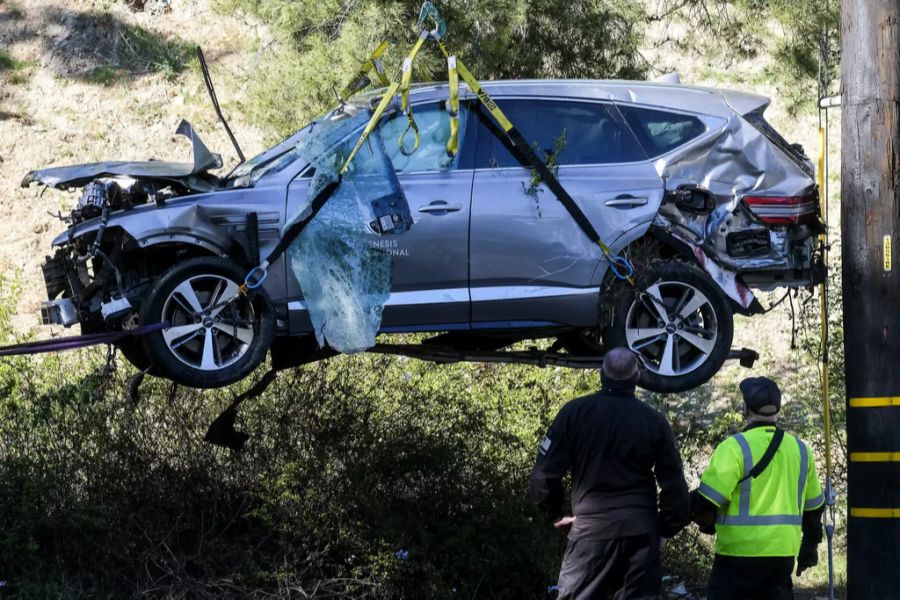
[475,107,612,254]
[502,127,607,250]
[739,428,785,483]
[204,368,279,451]
[262,177,341,268]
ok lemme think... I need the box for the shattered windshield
[227,104,368,186]
[285,104,413,353]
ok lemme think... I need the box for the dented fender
[655,226,759,312]
[50,187,286,274]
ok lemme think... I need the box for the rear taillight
[742,194,819,226]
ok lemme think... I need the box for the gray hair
[602,347,639,381]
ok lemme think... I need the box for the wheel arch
[641,225,763,316]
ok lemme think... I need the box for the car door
[376,101,475,330]
[469,98,664,328]
[285,101,475,333]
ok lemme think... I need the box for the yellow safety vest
[698,425,825,557]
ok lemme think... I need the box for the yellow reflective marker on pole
[884,235,892,272]
[849,397,900,408]
[850,452,900,462]
[850,508,900,518]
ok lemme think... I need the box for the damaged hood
[21,120,223,190]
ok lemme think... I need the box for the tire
[80,317,157,373]
[139,257,275,388]
[116,336,157,373]
[608,262,733,394]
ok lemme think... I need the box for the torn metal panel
[651,109,820,284]
[654,112,814,196]
[653,224,757,309]
[21,120,222,191]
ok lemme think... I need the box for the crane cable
[817,29,837,600]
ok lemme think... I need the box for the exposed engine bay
[30,121,223,332]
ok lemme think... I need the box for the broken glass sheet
[285,107,412,353]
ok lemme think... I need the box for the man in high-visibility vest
[691,376,825,600]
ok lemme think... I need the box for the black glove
[689,489,717,536]
[796,539,819,576]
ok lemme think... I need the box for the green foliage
[522,129,567,217]
[0,269,845,595]
[0,50,32,85]
[0,50,24,71]
[223,0,648,138]
[59,12,193,85]
[0,279,600,598]
[85,65,120,86]
[663,0,839,114]
[122,23,192,79]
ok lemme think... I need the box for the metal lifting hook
[417,1,446,40]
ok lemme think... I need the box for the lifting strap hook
[417,1,446,40]
[244,261,269,290]
[607,254,636,286]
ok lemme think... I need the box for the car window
[379,101,468,173]
[474,99,645,169]
[618,105,707,157]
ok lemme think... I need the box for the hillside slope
[0,0,267,329]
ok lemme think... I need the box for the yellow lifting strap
[339,35,427,174]
[436,40,513,132]
[339,40,391,102]
[334,4,635,285]
[445,55,460,157]
[399,55,420,156]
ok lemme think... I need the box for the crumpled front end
[29,120,231,329]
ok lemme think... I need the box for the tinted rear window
[618,106,706,157]
[475,99,645,168]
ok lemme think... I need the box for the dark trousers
[557,533,661,600]
[707,554,794,600]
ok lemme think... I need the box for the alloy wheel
[160,274,256,371]
[624,281,718,377]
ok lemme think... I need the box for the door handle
[418,201,462,214]
[604,196,648,207]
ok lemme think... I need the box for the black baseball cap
[739,376,781,416]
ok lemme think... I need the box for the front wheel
[139,257,275,388]
[608,263,733,393]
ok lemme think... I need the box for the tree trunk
[841,1,900,598]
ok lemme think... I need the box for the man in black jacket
[530,347,690,600]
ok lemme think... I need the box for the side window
[379,102,468,173]
[618,105,707,157]
[474,99,645,168]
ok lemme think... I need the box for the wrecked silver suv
[25,79,823,392]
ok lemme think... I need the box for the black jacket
[530,385,690,538]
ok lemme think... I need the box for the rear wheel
[139,257,275,388]
[608,263,733,393]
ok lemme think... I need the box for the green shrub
[221,0,648,139]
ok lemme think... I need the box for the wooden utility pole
[841,1,900,598]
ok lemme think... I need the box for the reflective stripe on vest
[715,432,809,527]
[698,481,729,506]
